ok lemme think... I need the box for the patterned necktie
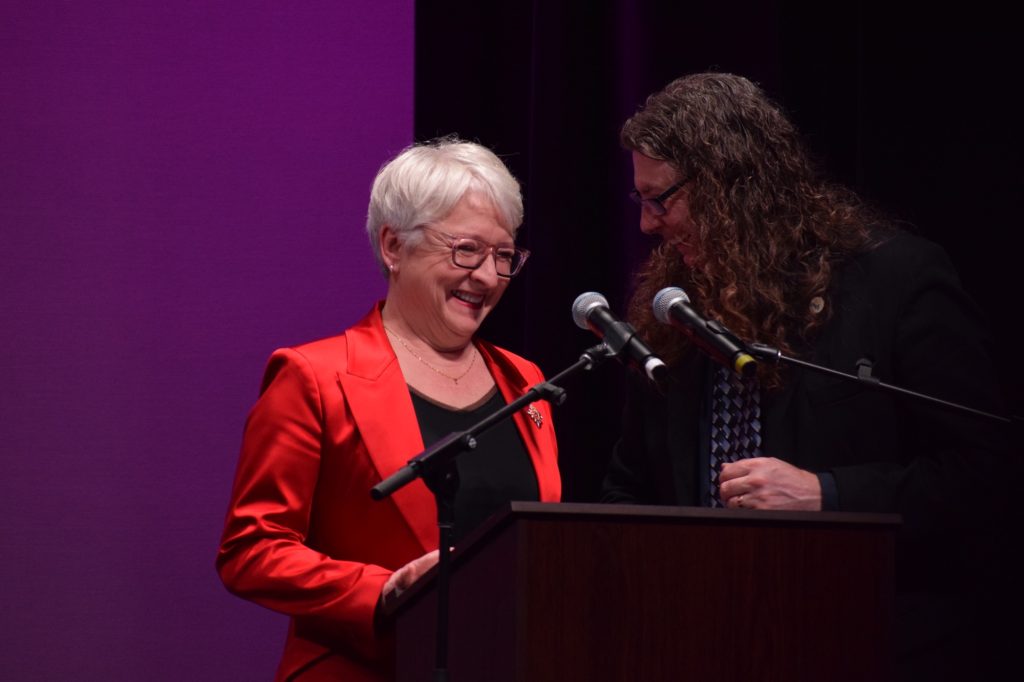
[709,364,762,507]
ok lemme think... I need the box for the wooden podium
[390,502,897,682]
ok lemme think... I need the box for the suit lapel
[337,305,436,552]
[477,342,559,502]
[666,353,703,505]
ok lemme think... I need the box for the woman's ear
[379,225,402,272]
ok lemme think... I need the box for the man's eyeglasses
[420,226,531,278]
[629,181,684,217]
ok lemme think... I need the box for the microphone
[572,292,668,382]
[652,287,757,377]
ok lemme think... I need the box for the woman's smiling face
[387,193,513,349]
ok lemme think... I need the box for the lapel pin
[526,403,544,428]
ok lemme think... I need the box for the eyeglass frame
[628,181,685,217]
[418,225,531,278]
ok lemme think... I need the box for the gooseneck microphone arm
[749,342,1020,428]
[371,343,612,500]
[653,285,1019,428]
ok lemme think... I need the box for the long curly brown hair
[622,73,886,387]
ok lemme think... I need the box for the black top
[410,387,539,544]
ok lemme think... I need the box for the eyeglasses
[628,181,684,216]
[419,226,531,278]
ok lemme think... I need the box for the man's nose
[639,208,661,235]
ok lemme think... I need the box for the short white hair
[366,137,524,276]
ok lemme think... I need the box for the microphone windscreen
[652,286,690,324]
[571,291,609,330]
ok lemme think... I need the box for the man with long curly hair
[602,73,1010,679]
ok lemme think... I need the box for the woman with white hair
[217,138,560,681]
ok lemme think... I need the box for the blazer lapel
[337,305,437,552]
[477,342,560,502]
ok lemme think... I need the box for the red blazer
[217,303,560,681]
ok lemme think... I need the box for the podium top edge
[502,501,901,527]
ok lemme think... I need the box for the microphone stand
[748,343,1022,429]
[370,343,615,682]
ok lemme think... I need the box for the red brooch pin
[526,404,543,428]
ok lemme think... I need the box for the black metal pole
[421,461,459,681]
[370,344,616,680]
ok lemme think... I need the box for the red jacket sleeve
[216,348,392,661]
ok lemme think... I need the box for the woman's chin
[442,306,488,342]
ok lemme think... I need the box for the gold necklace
[384,326,477,383]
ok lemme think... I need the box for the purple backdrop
[1,3,411,678]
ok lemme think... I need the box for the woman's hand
[382,549,440,603]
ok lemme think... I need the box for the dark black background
[415,1,1022,501]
